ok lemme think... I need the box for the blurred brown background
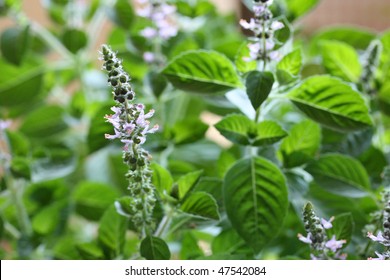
[0,0,389,35]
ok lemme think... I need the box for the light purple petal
[367,231,386,242]
[325,235,346,252]
[321,217,334,229]
[298,233,312,244]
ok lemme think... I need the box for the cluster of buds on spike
[360,40,382,95]
[100,44,158,234]
[239,0,284,62]
[298,202,347,260]
[367,190,390,260]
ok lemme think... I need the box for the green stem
[154,207,175,238]
[30,22,73,59]
[262,21,267,71]
[254,107,260,123]
[159,142,174,169]
[5,176,32,237]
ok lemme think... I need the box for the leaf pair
[215,114,287,147]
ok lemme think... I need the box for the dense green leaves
[327,213,354,245]
[61,28,88,54]
[180,192,220,220]
[20,105,67,138]
[283,0,319,21]
[279,120,321,168]
[306,154,371,197]
[215,114,287,146]
[108,0,134,29]
[1,25,31,65]
[224,156,288,253]
[73,181,121,221]
[320,40,362,82]
[162,50,243,94]
[245,71,274,110]
[287,75,373,132]
[177,170,203,200]
[151,163,173,195]
[0,58,44,107]
[140,236,171,260]
[276,49,302,84]
[32,200,67,235]
[98,205,127,257]
[311,27,376,51]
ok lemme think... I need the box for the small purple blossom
[271,21,284,31]
[239,0,283,63]
[367,231,386,243]
[143,52,155,63]
[0,119,11,130]
[368,252,386,260]
[321,217,334,229]
[297,233,312,244]
[240,18,256,30]
[135,0,178,63]
[325,235,346,253]
[140,27,157,38]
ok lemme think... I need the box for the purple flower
[140,27,157,38]
[0,119,11,130]
[325,235,346,252]
[298,233,312,244]
[367,231,386,242]
[321,216,334,229]
[271,21,284,31]
[240,18,256,30]
[368,252,386,260]
[143,52,155,63]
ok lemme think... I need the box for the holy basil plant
[0,0,389,261]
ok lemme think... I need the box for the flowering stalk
[240,0,284,68]
[100,44,158,236]
[298,202,347,260]
[134,0,178,66]
[360,40,382,95]
[366,190,390,260]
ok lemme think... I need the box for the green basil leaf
[0,58,44,107]
[287,75,373,132]
[76,242,105,260]
[73,181,121,221]
[311,27,376,51]
[305,154,371,197]
[215,114,287,146]
[98,205,127,258]
[278,120,321,168]
[180,191,220,220]
[162,50,243,94]
[284,0,319,21]
[276,49,302,84]
[246,71,274,111]
[151,162,173,195]
[177,170,203,200]
[61,28,88,54]
[32,200,67,235]
[108,0,134,29]
[20,105,67,138]
[320,40,362,82]
[0,25,31,65]
[140,236,171,260]
[224,156,288,254]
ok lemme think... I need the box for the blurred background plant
[0,0,389,260]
